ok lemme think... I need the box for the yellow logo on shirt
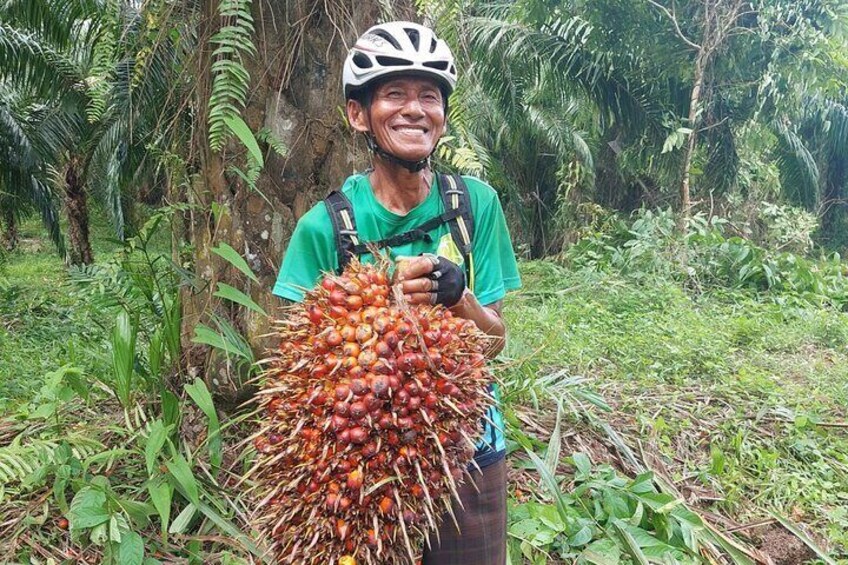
[437,234,464,266]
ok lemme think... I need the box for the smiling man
[273,21,521,564]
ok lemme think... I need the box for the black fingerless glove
[424,254,466,307]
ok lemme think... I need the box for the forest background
[1,0,848,563]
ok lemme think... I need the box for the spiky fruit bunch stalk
[248,259,494,564]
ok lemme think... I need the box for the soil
[754,524,815,564]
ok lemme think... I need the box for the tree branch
[645,0,702,50]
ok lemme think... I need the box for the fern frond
[207,0,256,151]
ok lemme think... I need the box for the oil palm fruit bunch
[248,258,494,564]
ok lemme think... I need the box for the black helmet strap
[364,133,432,173]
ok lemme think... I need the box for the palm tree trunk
[65,156,94,265]
[1,208,17,251]
[680,47,707,222]
[180,0,409,405]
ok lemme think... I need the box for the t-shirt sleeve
[272,204,338,302]
[468,181,522,306]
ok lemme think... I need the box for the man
[273,21,521,564]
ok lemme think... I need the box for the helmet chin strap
[364,133,431,173]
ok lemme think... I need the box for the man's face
[348,76,446,162]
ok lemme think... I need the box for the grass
[3,217,847,563]
[502,261,848,559]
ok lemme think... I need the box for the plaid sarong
[421,456,507,565]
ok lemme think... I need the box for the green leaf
[185,378,222,471]
[168,503,197,534]
[581,539,621,564]
[224,115,265,167]
[118,530,144,565]
[543,402,563,477]
[568,523,593,547]
[612,521,649,565]
[192,324,253,361]
[214,283,267,316]
[524,447,570,523]
[145,420,170,476]
[68,487,109,530]
[166,452,199,506]
[147,479,172,538]
[572,452,592,477]
[211,242,258,283]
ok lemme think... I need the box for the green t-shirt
[273,172,521,459]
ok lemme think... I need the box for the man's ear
[346,99,370,134]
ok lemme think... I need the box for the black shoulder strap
[437,174,475,258]
[324,190,359,273]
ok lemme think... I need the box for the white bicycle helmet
[343,21,457,100]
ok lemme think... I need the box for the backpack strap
[437,174,476,289]
[324,190,359,273]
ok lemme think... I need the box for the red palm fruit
[403,510,417,525]
[373,315,393,334]
[383,331,400,349]
[268,433,283,445]
[325,493,338,511]
[308,389,327,406]
[396,416,413,430]
[326,330,343,347]
[347,469,363,490]
[370,375,390,398]
[398,352,416,372]
[386,431,400,446]
[373,358,395,375]
[336,429,350,445]
[345,311,361,326]
[336,519,349,540]
[412,353,428,371]
[329,305,348,319]
[307,305,323,324]
[378,414,394,430]
[387,374,401,392]
[321,278,337,291]
[333,401,350,416]
[361,286,375,305]
[338,496,352,511]
[329,289,347,306]
[401,430,417,444]
[347,365,365,379]
[404,380,420,396]
[349,427,368,444]
[312,339,329,354]
[355,324,373,343]
[349,401,367,419]
[342,342,360,358]
[310,364,329,378]
[357,349,377,367]
[436,379,452,395]
[366,529,379,548]
[442,357,458,373]
[361,441,378,459]
[362,306,378,323]
[345,295,363,310]
[334,384,351,400]
[396,321,412,337]
[374,341,393,358]
[340,325,356,342]
[331,414,349,430]
[349,378,368,396]
[363,393,381,411]
[407,396,421,411]
[425,349,442,369]
[423,392,439,409]
[394,390,410,405]
[379,496,394,516]
[410,484,424,498]
[329,482,341,493]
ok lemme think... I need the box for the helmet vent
[423,60,450,71]
[404,28,420,50]
[430,37,437,53]
[375,55,414,67]
[353,52,373,69]
[372,29,401,50]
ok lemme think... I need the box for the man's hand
[394,254,466,307]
